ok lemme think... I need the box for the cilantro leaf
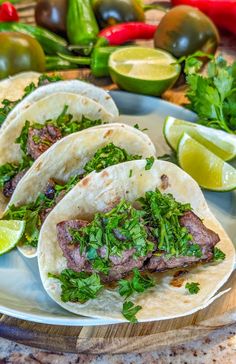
[145,156,155,170]
[185,282,200,294]
[119,268,155,299]
[122,301,142,323]
[213,247,226,261]
[0,163,19,188]
[48,269,103,303]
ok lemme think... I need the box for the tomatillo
[0,32,45,79]
[154,5,220,58]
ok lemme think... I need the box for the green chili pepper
[67,0,99,48]
[0,22,71,55]
[57,47,118,77]
[45,56,75,71]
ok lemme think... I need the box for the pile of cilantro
[180,52,236,134]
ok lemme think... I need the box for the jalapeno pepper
[57,46,118,77]
[0,22,71,55]
[67,0,99,47]
[96,22,157,46]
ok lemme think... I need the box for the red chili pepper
[97,22,157,46]
[0,2,19,22]
[171,0,236,35]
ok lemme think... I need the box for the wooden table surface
[0,0,236,357]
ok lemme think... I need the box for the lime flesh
[178,133,236,191]
[109,47,181,96]
[164,116,236,161]
[0,220,25,255]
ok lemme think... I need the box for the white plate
[0,91,235,326]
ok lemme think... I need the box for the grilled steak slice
[146,211,220,272]
[27,124,62,160]
[57,220,92,273]
[44,179,56,200]
[3,169,28,198]
[179,211,219,252]
[57,219,153,282]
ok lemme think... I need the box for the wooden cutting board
[0,0,235,354]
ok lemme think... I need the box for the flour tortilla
[38,160,235,322]
[0,79,118,132]
[4,124,155,257]
[0,72,40,107]
[0,92,114,216]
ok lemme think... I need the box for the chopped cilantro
[0,163,19,188]
[83,143,141,175]
[48,269,103,303]
[122,301,142,323]
[129,169,133,178]
[213,247,226,261]
[119,268,155,299]
[70,200,154,274]
[185,282,200,294]
[138,190,196,257]
[145,156,155,170]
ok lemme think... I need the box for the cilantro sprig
[119,268,155,299]
[122,301,142,323]
[48,269,103,303]
[180,53,236,134]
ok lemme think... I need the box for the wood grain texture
[0,0,235,354]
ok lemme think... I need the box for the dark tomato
[154,5,220,58]
[92,0,144,29]
[0,32,45,79]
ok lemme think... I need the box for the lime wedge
[164,116,236,161]
[0,220,25,255]
[178,134,236,191]
[109,47,180,96]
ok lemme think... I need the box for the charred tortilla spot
[160,174,170,190]
[104,129,113,138]
[101,170,109,177]
[81,177,90,187]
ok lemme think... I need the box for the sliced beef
[57,219,153,282]
[3,169,28,198]
[27,124,62,160]
[57,220,92,273]
[39,207,54,224]
[145,210,220,272]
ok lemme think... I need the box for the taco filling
[50,188,225,322]
[56,189,221,282]
[4,143,142,247]
[0,106,104,198]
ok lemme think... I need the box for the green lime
[108,47,180,96]
[178,133,236,191]
[164,116,236,161]
[0,220,25,255]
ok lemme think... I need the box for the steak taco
[2,124,155,257]
[0,77,118,131]
[38,160,235,323]
[0,92,115,216]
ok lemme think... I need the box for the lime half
[178,133,236,191]
[164,116,236,161]
[0,220,25,255]
[109,47,180,96]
